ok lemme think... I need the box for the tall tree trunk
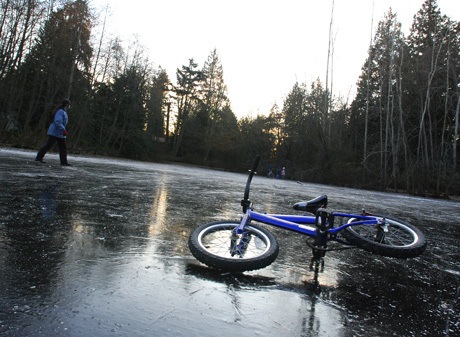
[453,87,460,172]
[363,1,375,178]
[324,0,334,146]
[396,45,409,190]
[91,4,108,85]
[416,38,440,192]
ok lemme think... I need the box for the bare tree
[363,0,375,170]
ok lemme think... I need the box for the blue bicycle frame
[236,208,381,237]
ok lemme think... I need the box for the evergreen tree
[200,49,231,164]
[172,58,203,157]
[238,114,275,169]
[107,64,150,158]
[282,79,330,181]
[146,68,169,140]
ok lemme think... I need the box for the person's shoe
[61,163,72,166]
[35,158,46,163]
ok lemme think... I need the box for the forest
[0,0,458,197]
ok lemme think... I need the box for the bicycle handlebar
[241,155,261,212]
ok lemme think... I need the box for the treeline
[0,0,458,197]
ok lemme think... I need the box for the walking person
[267,164,274,178]
[35,99,72,166]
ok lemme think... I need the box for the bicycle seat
[293,195,328,214]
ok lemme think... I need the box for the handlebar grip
[250,155,261,174]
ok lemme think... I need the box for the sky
[90,0,460,118]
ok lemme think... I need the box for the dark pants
[36,136,68,164]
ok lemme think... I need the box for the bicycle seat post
[309,208,334,272]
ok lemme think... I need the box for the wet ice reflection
[147,181,169,236]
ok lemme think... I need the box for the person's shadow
[39,184,58,221]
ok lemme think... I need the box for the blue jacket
[47,108,68,138]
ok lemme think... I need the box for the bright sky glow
[90,0,460,118]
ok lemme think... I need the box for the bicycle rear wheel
[188,221,279,272]
[342,216,427,258]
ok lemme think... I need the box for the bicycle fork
[230,232,251,257]
[230,210,252,257]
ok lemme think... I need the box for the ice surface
[0,148,458,337]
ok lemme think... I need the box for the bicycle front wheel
[342,216,427,258]
[188,221,279,272]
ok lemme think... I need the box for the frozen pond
[0,148,459,336]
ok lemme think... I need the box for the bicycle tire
[341,216,427,258]
[188,221,279,272]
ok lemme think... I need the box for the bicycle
[188,156,427,276]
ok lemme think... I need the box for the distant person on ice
[35,99,72,166]
[267,164,274,178]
